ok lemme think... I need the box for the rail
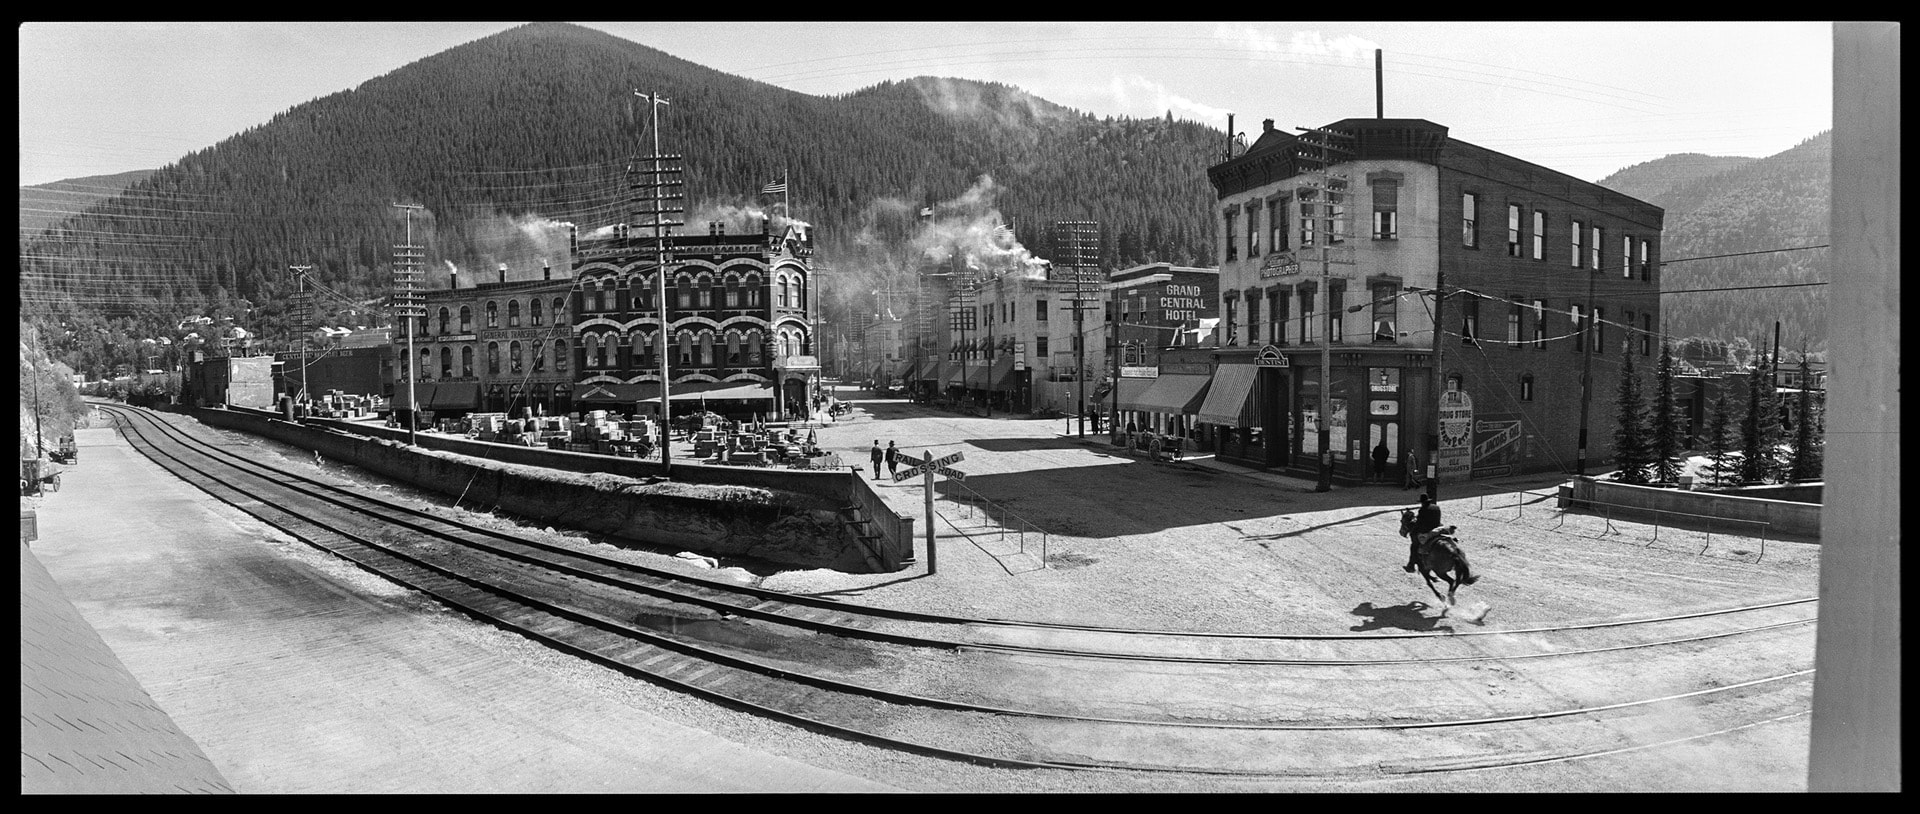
[1469,488,1771,562]
[938,479,1050,573]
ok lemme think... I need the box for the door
[1368,420,1401,483]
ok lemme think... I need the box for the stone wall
[1560,476,1822,539]
[192,407,902,572]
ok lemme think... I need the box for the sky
[18,21,1836,188]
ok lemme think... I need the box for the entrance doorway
[1367,420,1401,483]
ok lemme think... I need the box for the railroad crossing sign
[894,450,966,482]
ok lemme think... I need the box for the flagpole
[782,168,790,217]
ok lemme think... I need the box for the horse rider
[1404,493,1444,572]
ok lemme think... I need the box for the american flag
[762,180,787,194]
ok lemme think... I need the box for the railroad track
[97,403,1817,777]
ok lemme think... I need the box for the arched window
[635,332,653,367]
[777,274,790,308]
[486,301,499,328]
[530,298,543,327]
[552,297,565,321]
[746,275,763,307]
[487,342,501,375]
[553,338,568,373]
[507,300,520,327]
[794,274,806,311]
[724,274,741,308]
[675,275,692,308]
[440,346,453,379]
[593,334,608,368]
[438,307,450,335]
[747,329,763,364]
[531,340,545,372]
[461,345,474,377]
[419,347,433,380]
[678,331,693,365]
[696,274,714,308]
[698,331,713,365]
[582,335,598,368]
[726,330,742,364]
[459,306,472,333]
[509,340,523,374]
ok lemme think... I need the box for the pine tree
[1704,388,1741,487]
[1648,341,1685,484]
[1737,357,1785,484]
[1788,350,1824,481]
[1612,349,1650,483]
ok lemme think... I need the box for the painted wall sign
[1437,387,1474,479]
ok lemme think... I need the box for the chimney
[543,261,552,281]
[1263,119,1275,133]
[498,263,508,284]
[449,270,458,289]
[569,225,577,253]
[1225,114,1234,160]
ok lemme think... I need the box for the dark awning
[399,382,434,409]
[423,381,480,410]
[947,365,968,386]
[987,356,1018,390]
[1126,373,1211,415]
[1196,364,1260,426]
[576,382,653,402]
[892,358,916,379]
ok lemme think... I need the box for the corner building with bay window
[1205,117,1662,482]
[569,220,818,420]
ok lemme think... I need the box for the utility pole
[1296,126,1354,492]
[633,90,683,476]
[1054,220,1101,436]
[392,204,425,446]
[1574,248,1597,477]
[1427,271,1446,501]
[289,264,313,406]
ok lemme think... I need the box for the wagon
[50,435,76,465]
[19,460,60,495]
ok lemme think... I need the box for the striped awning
[1121,373,1210,415]
[1195,364,1260,427]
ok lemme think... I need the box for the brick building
[1106,263,1221,437]
[1205,117,1663,482]
[569,219,818,421]
[396,263,577,419]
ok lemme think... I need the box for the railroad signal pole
[1053,220,1101,436]
[289,264,314,405]
[392,203,426,446]
[894,450,966,576]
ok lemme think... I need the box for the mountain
[18,170,156,234]
[18,22,1224,378]
[1597,131,1831,356]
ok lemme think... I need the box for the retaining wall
[190,406,911,571]
[1560,476,1822,539]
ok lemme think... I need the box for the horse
[1398,509,1480,609]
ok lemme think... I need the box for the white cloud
[1212,24,1382,63]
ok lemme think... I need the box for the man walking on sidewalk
[870,440,884,480]
[885,440,899,478]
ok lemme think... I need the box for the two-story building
[569,219,818,421]
[1206,117,1663,482]
[1105,263,1221,438]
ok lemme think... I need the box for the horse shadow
[1349,600,1455,633]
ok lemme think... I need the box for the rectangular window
[1462,192,1478,247]
[1247,205,1260,256]
[1371,180,1398,240]
[725,288,739,308]
[1622,235,1634,277]
[1036,298,1048,321]
[1642,313,1653,356]
[1520,375,1535,402]
[1508,204,1522,256]
[1224,208,1239,261]
[1571,220,1584,268]
[1508,296,1523,346]
[1270,197,1290,250]
[1327,182,1347,244]
[1593,307,1605,354]
[1299,191,1317,248]
[1274,290,1290,345]
[1245,295,1261,344]
[1571,304,1584,352]
[1532,300,1546,349]
[1624,310,1635,354]
[1591,226,1603,270]
[1462,297,1479,345]
[1532,210,1546,259]
[1639,240,1651,281]
[1328,282,1345,343]
[1305,286,1320,343]
[1224,298,1238,345]
[1371,283,1398,343]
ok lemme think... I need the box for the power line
[1659,244,1829,265]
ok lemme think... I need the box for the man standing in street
[870,440,884,480]
[885,440,899,478]
[1372,439,1391,483]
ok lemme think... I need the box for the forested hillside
[18,170,155,234]
[18,22,1222,378]
[1598,131,1831,355]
